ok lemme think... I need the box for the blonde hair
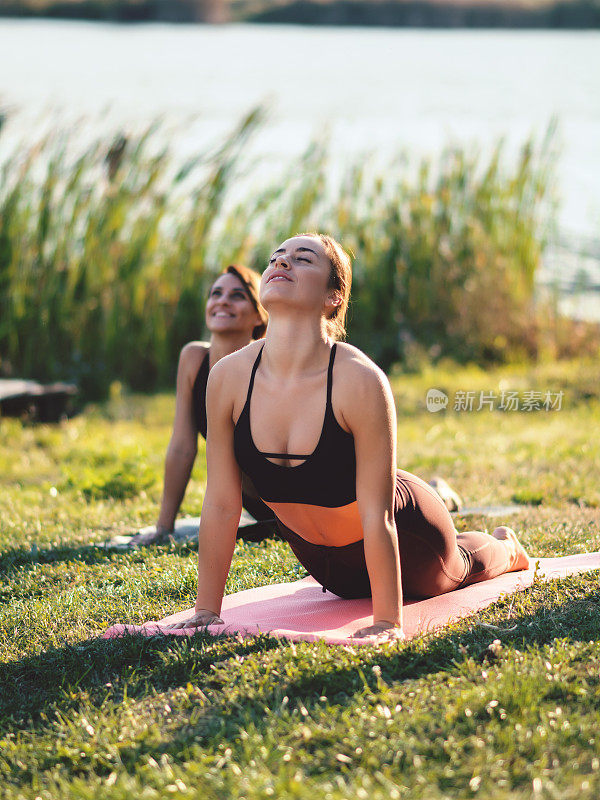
[297,233,352,341]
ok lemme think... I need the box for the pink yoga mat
[103,552,600,646]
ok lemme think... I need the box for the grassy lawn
[1,359,599,799]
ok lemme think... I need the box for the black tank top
[192,350,210,439]
[234,344,362,547]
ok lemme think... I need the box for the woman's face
[260,235,336,320]
[205,272,261,337]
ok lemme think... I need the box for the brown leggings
[276,469,512,600]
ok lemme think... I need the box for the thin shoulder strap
[194,348,210,385]
[326,343,337,408]
[201,348,211,376]
[245,344,265,406]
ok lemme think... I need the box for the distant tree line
[248,0,600,28]
[0,0,225,24]
[1,0,599,27]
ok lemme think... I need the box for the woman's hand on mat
[353,620,405,642]
[129,525,174,547]
[165,609,224,630]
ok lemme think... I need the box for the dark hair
[214,264,268,339]
[296,233,352,341]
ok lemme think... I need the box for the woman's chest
[248,374,330,464]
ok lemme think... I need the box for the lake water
[1,20,599,314]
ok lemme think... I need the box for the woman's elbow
[361,509,396,539]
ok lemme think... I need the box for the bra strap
[245,344,265,407]
[259,451,310,460]
[326,343,337,408]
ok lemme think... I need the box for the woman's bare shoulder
[333,342,388,390]
[207,340,263,388]
[332,342,394,431]
[176,341,209,386]
[180,340,210,365]
[182,340,210,351]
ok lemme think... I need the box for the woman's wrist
[194,606,220,616]
[156,522,175,534]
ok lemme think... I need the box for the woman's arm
[155,344,206,534]
[167,359,243,629]
[342,357,404,639]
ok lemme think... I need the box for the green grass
[1,359,599,799]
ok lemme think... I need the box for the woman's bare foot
[492,526,530,572]
[429,476,464,512]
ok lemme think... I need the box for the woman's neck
[208,330,254,365]
[261,314,331,379]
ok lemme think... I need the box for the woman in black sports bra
[132,264,274,545]
[168,234,530,641]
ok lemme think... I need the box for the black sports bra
[234,344,357,509]
[192,350,210,439]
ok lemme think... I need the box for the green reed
[0,110,581,398]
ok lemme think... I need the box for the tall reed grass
[0,110,581,398]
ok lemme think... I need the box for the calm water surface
[1,21,599,241]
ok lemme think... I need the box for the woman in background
[132,264,275,546]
